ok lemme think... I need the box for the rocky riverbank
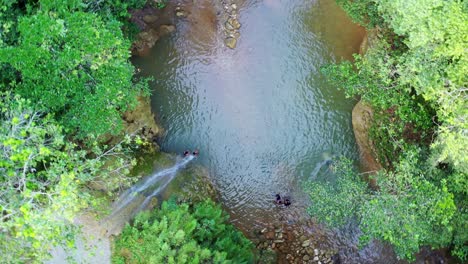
[352,29,382,175]
[219,0,242,49]
[252,219,339,264]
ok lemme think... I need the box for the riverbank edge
[352,29,382,174]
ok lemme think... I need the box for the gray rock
[231,3,237,9]
[313,256,319,261]
[176,11,186,17]
[224,37,237,49]
[314,248,319,256]
[302,240,311,247]
[303,255,310,261]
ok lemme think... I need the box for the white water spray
[110,155,195,216]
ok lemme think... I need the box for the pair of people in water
[183,149,199,157]
[275,193,291,206]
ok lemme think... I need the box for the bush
[113,199,254,264]
[306,155,457,260]
[319,1,467,259]
[0,0,146,139]
[0,92,145,262]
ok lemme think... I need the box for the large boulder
[352,100,382,173]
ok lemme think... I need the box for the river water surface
[134,0,363,223]
[131,0,401,262]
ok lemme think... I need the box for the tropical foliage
[0,92,142,262]
[307,155,457,260]
[310,0,467,260]
[113,199,254,264]
[0,0,147,139]
[0,0,147,262]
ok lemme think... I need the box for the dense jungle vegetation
[307,0,467,261]
[113,199,254,263]
[1,0,466,263]
[0,0,252,262]
[0,0,147,261]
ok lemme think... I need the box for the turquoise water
[133,0,364,226]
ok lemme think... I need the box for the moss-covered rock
[161,163,218,204]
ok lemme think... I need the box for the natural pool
[131,0,404,262]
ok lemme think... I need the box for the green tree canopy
[318,0,467,260]
[0,0,145,139]
[306,155,457,260]
[113,199,254,264]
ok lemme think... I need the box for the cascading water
[104,155,195,228]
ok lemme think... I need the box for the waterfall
[109,155,195,216]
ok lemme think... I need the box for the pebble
[314,248,319,256]
[313,256,319,261]
[303,255,310,261]
[302,240,311,247]
[231,3,237,9]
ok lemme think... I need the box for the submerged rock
[143,14,158,23]
[159,24,176,36]
[225,37,237,49]
[133,29,160,55]
[227,17,241,29]
[176,11,186,17]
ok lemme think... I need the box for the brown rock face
[123,96,161,143]
[352,100,382,173]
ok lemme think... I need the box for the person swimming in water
[284,198,291,206]
[275,194,283,204]
[192,149,199,156]
[183,150,190,156]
